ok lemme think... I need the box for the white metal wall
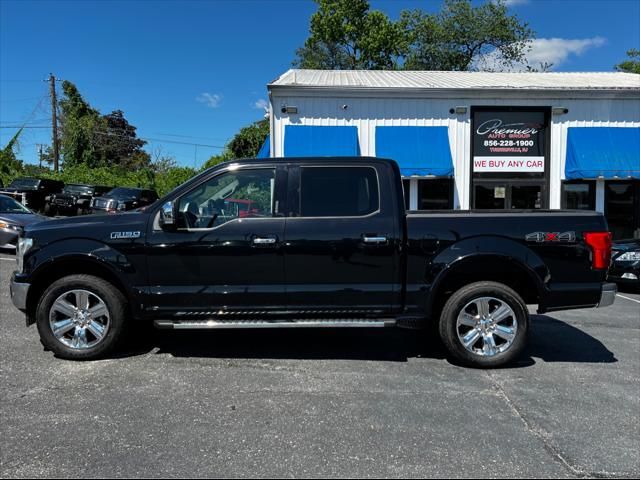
[270,93,640,210]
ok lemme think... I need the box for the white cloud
[196,93,222,108]
[253,98,269,110]
[524,37,606,67]
[477,37,607,71]
[503,0,529,6]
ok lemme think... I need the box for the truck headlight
[16,237,34,273]
[617,251,640,262]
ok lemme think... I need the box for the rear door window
[299,166,379,217]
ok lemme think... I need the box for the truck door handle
[252,236,277,245]
[362,235,388,245]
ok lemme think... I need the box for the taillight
[584,232,612,270]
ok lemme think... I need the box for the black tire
[36,274,128,360]
[438,281,529,368]
[76,206,85,216]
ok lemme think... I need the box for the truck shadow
[120,314,617,367]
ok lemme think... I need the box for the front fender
[28,238,136,280]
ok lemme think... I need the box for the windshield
[63,184,93,195]
[105,188,140,199]
[8,178,39,189]
[0,195,31,214]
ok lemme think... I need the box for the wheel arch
[424,238,548,320]
[25,255,134,325]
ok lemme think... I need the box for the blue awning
[284,125,359,156]
[257,136,270,158]
[566,127,640,179]
[375,126,453,177]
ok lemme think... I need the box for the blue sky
[1,0,639,167]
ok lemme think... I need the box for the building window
[417,179,453,210]
[561,181,595,210]
[605,180,640,240]
[402,179,410,210]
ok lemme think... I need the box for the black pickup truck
[2,177,64,212]
[9,158,616,367]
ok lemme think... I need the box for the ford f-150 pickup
[9,158,616,367]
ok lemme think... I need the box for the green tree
[294,0,408,70]
[58,81,150,168]
[615,49,640,74]
[0,128,24,186]
[402,0,534,71]
[95,110,150,168]
[58,80,102,167]
[227,119,270,159]
[295,0,534,72]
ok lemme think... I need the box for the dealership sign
[473,110,547,173]
[474,156,545,172]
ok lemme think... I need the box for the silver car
[0,195,47,249]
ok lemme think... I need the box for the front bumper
[597,282,617,308]
[10,274,29,311]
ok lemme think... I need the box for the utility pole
[48,73,60,172]
[36,144,45,168]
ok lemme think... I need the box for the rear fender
[424,236,549,317]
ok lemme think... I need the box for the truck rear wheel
[36,275,128,360]
[438,281,529,368]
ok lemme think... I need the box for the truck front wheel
[439,281,529,368]
[36,275,128,360]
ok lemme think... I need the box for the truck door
[283,163,401,316]
[144,164,287,317]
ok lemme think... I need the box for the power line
[0,125,50,129]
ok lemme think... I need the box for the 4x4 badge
[525,231,576,243]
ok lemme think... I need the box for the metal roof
[269,69,640,91]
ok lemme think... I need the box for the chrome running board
[154,318,397,330]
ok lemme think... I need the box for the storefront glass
[471,107,550,210]
[605,180,640,240]
[561,181,596,210]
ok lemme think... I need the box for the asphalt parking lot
[0,249,638,479]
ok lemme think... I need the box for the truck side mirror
[159,200,176,231]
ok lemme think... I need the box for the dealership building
[262,70,640,239]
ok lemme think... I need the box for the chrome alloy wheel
[456,296,517,357]
[48,290,111,349]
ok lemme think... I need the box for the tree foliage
[402,0,533,71]
[0,128,24,186]
[615,49,640,74]
[227,119,270,159]
[294,0,534,72]
[203,118,270,169]
[59,81,150,169]
[294,0,407,70]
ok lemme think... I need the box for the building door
[605,180,640,240]
[471,106,550,210]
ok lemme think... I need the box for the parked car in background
[609,239,640,289]
[0,194,47,249]
[90,187,158,214]
[44,184,112,217]
[2,178,64,213]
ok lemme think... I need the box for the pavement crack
[484,370,635,479]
